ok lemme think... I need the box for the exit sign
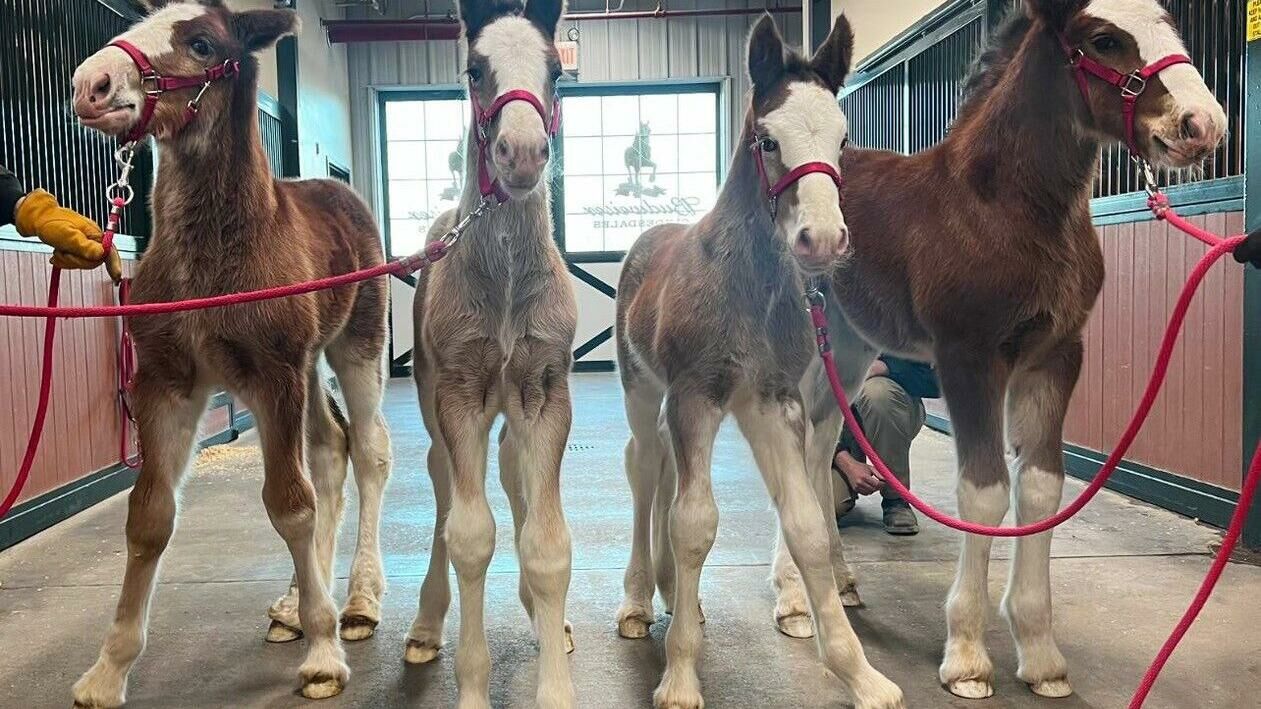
[556,40,579,73]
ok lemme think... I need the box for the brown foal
[70,1,392,704]
[616,14,905,709]
[773,0,1227,701]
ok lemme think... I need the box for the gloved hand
[1235,228,1261,269]
[15,189,123,282]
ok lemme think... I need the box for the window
[558,87,720,255]
[381,96,469,258]
[378,83,722,259]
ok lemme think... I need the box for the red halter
[109,40,240,145]
[1060,36,1193,156]
[750,136,844,217]
[468,82,562,203]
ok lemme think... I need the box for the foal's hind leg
[935,345,1012,700]
[266,370,350,644]
[1002,340,1080,698]
[735,396,904,709]
[252,366,349,699]
[328,345,393,640]
[617,382,666,638]
[73,373,207,709]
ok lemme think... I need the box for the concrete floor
[1,373,1258,709]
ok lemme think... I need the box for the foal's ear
[232,9,300,53]
[457,0,508,39]
[1024,0,1088,29]
[811,13,854,94]
[747,13,786,97]
[524,0,566,38]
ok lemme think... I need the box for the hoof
[301,675,345,700]
[653,679,703,709]
[776,612,814,639]
[840,588,863,608]
[266,619,303,643]
[946,680,994,700]
[1029,678,1073,698]
[339,615,378,642]
[618,616,651,639]
[403,638,441,664]
[564,620,576,654]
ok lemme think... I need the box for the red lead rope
[812,204,1258,707]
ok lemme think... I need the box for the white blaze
[472,16,551,140]
[757,82,848,245]
[1083,0,1225,134]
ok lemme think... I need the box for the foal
[404,0,576,707]
[70,1,393,703]
[775,0,1227,700]
[617,15,904,709]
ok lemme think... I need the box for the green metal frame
[1243,33,1261,547]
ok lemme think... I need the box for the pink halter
[468,83,562,203]
[750,135,844,217]
[1060,35,1193,155]
[109,40,240,145]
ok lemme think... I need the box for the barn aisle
[0,374,1257,708]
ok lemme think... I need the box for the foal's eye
[467,66,484,84]
[189,38,212,59]
[759,137,779,152]
[1091,34,1120,53]
[841,136,850,150]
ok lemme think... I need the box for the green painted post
[1242,5,1261,548]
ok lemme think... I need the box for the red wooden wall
[924,210,1245,493]
[0,249,235,508]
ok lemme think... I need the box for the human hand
[834,451,884,496]
[1235,228,1261,269]
[15,189,122,282]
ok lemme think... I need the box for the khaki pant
[834,376,926,510]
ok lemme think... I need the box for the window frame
[553,79,725,264]
[376,79,725,264]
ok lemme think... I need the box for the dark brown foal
[775,0,1226,701]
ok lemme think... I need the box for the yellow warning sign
[1250,0,1261,42]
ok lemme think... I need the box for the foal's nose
[494,134,550,188]
[1176,108,1223,154]
[87,72,112,105]
[793,224,849,273]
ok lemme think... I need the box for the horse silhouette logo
[617,122,665,198]
[440,139,465,202]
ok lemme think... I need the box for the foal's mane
[956,8,1035,117]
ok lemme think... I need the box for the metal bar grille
[840,0,1246,200]
[258,108,285,179]
[0,0,152,239]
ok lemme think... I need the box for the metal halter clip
[1133,156,1160,199]
[804,281,827,311]
[106,145,138,206]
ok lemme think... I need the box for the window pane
[560,88,719,254]
[382,97,468,257]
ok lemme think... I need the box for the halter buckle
[1067,48,1085,67]
[1120,72,1147,98]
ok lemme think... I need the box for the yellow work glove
[15,189,123,282]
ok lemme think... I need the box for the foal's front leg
[503,354,576,708]
[435,365,499,709]
[73,374,207,709]
[253,368,350,699]
[1002,340,1081,698]
[653,387,723,709]
[935,346,1012,700]
[735,396,904,709]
